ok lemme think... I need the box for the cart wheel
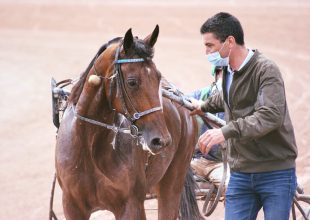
[294,199,310,220]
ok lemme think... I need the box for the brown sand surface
[0,0,309,219]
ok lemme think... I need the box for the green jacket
[201,50,298,173]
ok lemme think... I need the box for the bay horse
[55,25,202,220]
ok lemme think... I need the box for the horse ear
[123,28,134,54]
[144,25,159,48]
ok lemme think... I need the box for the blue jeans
[225,168,297,220]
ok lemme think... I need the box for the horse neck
[75,79,115,129]
[73,80,134,178]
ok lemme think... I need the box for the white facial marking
[146,67,151,75]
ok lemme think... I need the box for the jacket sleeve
[221,62,286,140]
[200,90,225,113]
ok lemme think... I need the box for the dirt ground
[0,0,309,219]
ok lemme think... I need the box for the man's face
[202,32,229,57]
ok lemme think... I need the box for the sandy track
[0,1,309,219]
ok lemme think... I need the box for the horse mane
[127,37,154,59]
[68,37,122,105]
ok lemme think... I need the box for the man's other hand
[198,128,225,154]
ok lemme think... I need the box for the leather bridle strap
[131,106,162,121]
[73,107,138,138]
[113,44,162,122]
[74,43,162,137]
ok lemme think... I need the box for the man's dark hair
[200,12,244,45]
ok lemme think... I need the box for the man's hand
[198,128,225,154]
[189,98,205,116]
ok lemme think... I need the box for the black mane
[125,38,154,60]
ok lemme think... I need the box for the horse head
[89,25,172,154]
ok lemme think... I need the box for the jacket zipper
[223,69,239,169]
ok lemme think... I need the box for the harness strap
[115,58,144,64]
[132,106,162,121]
[74,109,131,135]
[116,59,133,118]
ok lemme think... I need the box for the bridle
[113,45,162,122]
[74,42,162,138]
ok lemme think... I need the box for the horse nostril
[151,138,162,147]
[150,137,171,148]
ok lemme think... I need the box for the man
[191,12,298,220]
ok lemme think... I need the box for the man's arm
[200,91,225,113]
[190,90,224,118]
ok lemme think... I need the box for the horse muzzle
[140,133,171,155]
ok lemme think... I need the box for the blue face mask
[207,42,230,66]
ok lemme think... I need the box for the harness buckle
[132,112,141,120]
[130,125,139,137]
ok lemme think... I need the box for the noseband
[75,43,162,137]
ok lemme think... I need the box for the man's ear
[227,35,236,48]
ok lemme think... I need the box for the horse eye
[127,78,138,88]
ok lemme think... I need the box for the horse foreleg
[62,193,91,220]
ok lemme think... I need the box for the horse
[55,25,202,220]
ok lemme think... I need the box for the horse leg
[156,160,187,220]
[156,159,202,220]
[115,197,146,220]
[62,193,91,220]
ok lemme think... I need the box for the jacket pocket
[228,139,241,170]
[252,136,286,161]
